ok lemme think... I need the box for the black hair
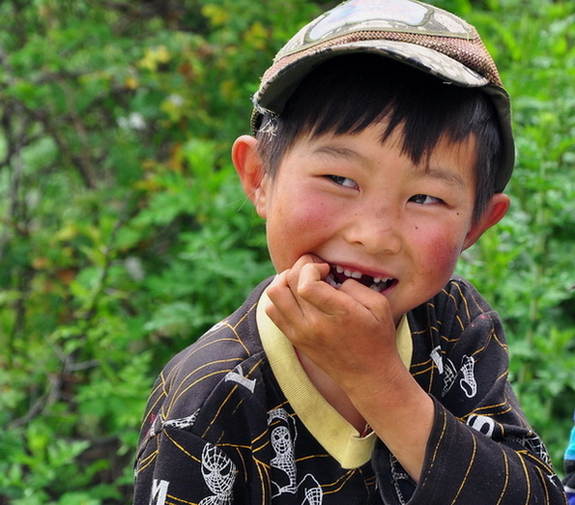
[256,54,503,222]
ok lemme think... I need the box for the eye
[326,175,359,189]
[409,194,444,205]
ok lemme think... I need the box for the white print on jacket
[268,408,323,504]
[467,414,496,438]
[459,355,477,398]
[162,408,200,430]
[147,408,200,440]
[431,347,477,398]
[510,433,552,466]
[199,443,237,505]
[467,416,552,466]
[150,479,169,505]
[225,364,256,393]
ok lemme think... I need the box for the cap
[251,0,514,192]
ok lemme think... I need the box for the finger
[285,254,329,291]
[300,253,326,265]
[265,296,292,333]
[297,261,330,289]
[296,271,352,315]
[338,280,393,323]
[267,270,295,308]
[266,270,304,323]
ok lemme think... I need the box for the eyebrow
[313,145,368,165]
[415,164,467,189]
[313,144,467,188]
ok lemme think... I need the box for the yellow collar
[256,287,413,469]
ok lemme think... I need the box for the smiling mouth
[324,264,396,293]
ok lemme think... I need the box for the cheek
[267,199,334,268]
[433,240,461,271]
[282,200,333,234]
[418,230,463,276]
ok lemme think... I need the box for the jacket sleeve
[414,397,566,504]
[373,277,567,505]
[132,361,266,505]
[132,281,273,505]
[132,354,269,505]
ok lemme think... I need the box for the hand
[265,254,404,396]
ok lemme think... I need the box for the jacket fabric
[133,276,566,505]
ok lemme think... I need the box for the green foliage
[0,0,573,502]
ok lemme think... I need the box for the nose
[344,208,402,255]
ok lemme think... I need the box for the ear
[462,193,510,251]
[232,135,269,219]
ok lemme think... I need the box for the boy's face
[235,124,508,323]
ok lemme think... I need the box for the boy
[133,0,566,503]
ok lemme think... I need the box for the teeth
[370,278,394,292]
[332,264,393,291]
[336,265,363,279]
[325,273,341,289]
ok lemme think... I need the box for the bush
[0,0,573,502]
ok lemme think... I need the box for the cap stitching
[262,30,500,87]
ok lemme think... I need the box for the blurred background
[0,0,574,503]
